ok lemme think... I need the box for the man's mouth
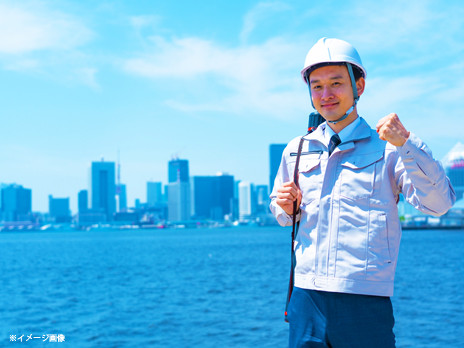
[321,102,339,109]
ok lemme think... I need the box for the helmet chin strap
[327,101,356,124]
[306,62,359,125]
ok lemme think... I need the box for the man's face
[309,64,364,122]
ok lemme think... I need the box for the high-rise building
[216,174,234,219]
[147,181,163,206]
[191,173,234,220]
[191,176,215,219]
[167,158,191,221]
[49,195,71,222]
[238,181,256,221]
[167,182,191,221]
[168,158,189,183]
[1,184,32,221]
[443,142,464,200]
[269,144,286,193]
[78,190,88,213]
[255,185,269,214]
[233,180,241,221]
[90,160,116,221]
[113,152,127,213]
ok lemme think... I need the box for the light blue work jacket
[270,117,456,297]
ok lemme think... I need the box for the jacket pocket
[366,211,394,280]
[297,155,322,205]
[340,150,384,201]
[369,212,392,262]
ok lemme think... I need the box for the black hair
[351,65,364,81]
[305,62,365,82]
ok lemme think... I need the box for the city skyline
[3,139,464,217]
[0,153,271,215]
[1,0,463,213]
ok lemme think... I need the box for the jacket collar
[302,117,373,154]
[343,117,372,143]
[303,116,372,144]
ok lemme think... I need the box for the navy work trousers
[287,287,396,348]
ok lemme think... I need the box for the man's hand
[376,113,410,146]
[276,181,302,215]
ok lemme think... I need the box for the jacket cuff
[396,132,425,158]
[270,202,301,227]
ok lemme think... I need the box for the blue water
[1,226,463,347]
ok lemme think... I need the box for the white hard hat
[301,37,366,84]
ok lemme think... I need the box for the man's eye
[312,85,321,90]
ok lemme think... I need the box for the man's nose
[321,86,334,99]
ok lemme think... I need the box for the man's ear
[356,77,365,97]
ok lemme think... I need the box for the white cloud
[120,0,464,125]
[3,58,40,71]
[130,15,162,31]
[361,76,437,115]
[124,36,230,78]
[0,1,93,54]
[122,1,463,122]
[0,1,97,88]
[339,1,432,52]
[240,1,291,43]
[358,66,464,145]
[123,35,308,119]
[341,0,464,68]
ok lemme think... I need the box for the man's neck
[327,109,358,133]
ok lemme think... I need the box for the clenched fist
[276,181,302,215]
[376,113,410,146]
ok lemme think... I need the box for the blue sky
[1,0,463,213]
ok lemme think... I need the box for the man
[270,37,456,348]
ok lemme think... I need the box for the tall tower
[78,190,88,213]
[90,159,116,221]
[115,151,127,212]
[255,185,269,214]
[116,184,127,212]
[168,159,189,183]
[215,173,234,219]
[167,157,191,221]
[147,182,163,206]
[269,144,286,193]
[238,181,256,221]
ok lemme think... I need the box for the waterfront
[1,226,463,347]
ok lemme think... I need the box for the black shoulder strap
[291,135,305,235]
[284,136,305,322]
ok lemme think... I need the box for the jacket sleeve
[395,133,456,216]
[269,143,302,227]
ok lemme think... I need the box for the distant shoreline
[1,221,464,233]
[401,225,464,231]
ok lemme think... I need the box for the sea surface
[1,226,463,347]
